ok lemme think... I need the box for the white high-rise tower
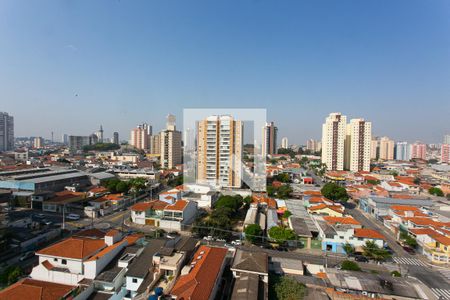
[321,113,347,171]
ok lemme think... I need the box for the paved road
[345,203,410,257]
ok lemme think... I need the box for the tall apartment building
[410,142,426,160]
[262,122,277,156]
[113,132,119,145]
[69,135,90,150]
[379,136,395,160]
[370,138,379,160]
[344,118,372,172]
[130,123,151,150]
[281,137,289,149]
[321,113,347,171]
[150,135,161,155]
[444,135,450,145]
[395,142,410,161]
[196,115,243,188]
[306,139,321,152]
[0,112,14,152]
[441,144,450,163]
[33,137,44,148]
[160,115,182,169]
[62,134,68,145]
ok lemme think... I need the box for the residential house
[308,204,344,217]
[170,246,228,300]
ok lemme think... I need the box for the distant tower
[166,114,176,131]
[281,137,289,149]
[51,131,54,144]
[99,125,104,143]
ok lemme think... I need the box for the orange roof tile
[171,246,227,300]
[0,278,75,300]
[130,200,168,212]
[165,200,189,211]
[409,228,442,238]
[124,233,144,245]
[434,234,450,246]
[42,260,54,270]
[309,204,343,213]
[105,229,119,237]
[36,237,105,260]
[303,190,322,196]
[87,240,126,261]
[354,228,385,240]
[323,216,360,225]
[390,205,420,211]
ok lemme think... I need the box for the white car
[67,214,80,220]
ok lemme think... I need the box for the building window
[61,259,67,265]
[53,258,57,262]
[132,278,138,283]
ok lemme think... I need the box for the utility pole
[62,204,65,230]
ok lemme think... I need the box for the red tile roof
[171,246,227,300]
[105,229,119,237]
[323,216,360,225]
[165,200,189,211]
[354,228,385,240]
[130,200,168,212]
[434,234,450,246]
[36,237,106,260]
[0,278,75,300]
[390,205,420,211]
[87,240,126,261]
[42,260,54,270]
[309,204,343,213]
[409,228,442,238]
[124,233,144,245]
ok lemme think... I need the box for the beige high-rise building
[262,122,277,156]
[196,115,243,188]
[379,136,395,160]
[370,138,379,160]
[150,135,161,155]
[281,137,289,149]
[33,137,44,148]
[130,123,151,150]
[160,115,182,169]
[321,113,347,171]
[306,139,321,152]
[344,118,372,172]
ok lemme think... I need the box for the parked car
[19,251,35,261]
[354,255,369,262]
[67,213,80,220]
[402,246,415,255]
[41,219,52,225]
[35,214,45,219]
[231,240,242,246]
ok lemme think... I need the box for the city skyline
[1,1,449,143]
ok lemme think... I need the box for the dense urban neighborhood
[0,111,449,300]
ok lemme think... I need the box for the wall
[126,276,143,292]
[131,210,146,225]
[39,255,83,274]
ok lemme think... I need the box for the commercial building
[95,125,104,143]
[379,136,395,160]
[281,137,289,149]
[262,121,277,156]
[410,142,426,160]
[69,135,97,150]
[395,141,410,161]
[0,112,14,152]
[441,144,450,163]
[130,123,151,150]
[344,118,372,172]
[321,113,347,171]
[160,114,182,169]
[370,138,379,160]
[113,131,119,145]
[196,115,243,188]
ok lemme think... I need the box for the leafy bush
[341,260,361,271]
[268,226,296,244]
[391,271,401,277]
[429,187,444,197]
[269,274,306,300]
[244,224,263,243]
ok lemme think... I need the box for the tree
[0,266,23,285]
[129,177,146,193]
[321,183,349,202]
[274,173,290,183]
[363,241,392,262]
[400,231,418,248]
[215,195,243,212]
[270,275,306,300]
[391,271,401,277]
[277,185,293,199]
[389,171,399,177]
[341,260,361,271]
[282,210,292,219]
[102,178,121,193]
[244,224,263,243]
[268,226,296,244]
[413,177,421,185]
[429,187,444,197]
[116,181,130,194]
[342,243,355,256]
[367,179,380,185]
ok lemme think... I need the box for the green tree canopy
[320,183,349,202]
[268,226,297,244]
[342,243,355,255]
[83,143,120,152]
[244,224,263,243]
[341,260,361,271]
[270,275,306,300]
[215,195,244,211]
[363,241,392,262]
[429,187,444,197]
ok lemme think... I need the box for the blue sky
[1,0,449,144]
